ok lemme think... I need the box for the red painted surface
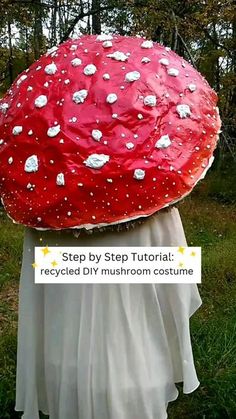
[0,35,221,230]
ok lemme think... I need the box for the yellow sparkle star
[32,262,38,268]
[178,246,186,254]
[178,261,184,267]
[190,251,196,257]
[39,237,43,242]
[41,246,51,256]
[51,260,58,267]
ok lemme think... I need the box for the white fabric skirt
[14,207,202,419]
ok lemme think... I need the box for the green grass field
[0,161,235,419]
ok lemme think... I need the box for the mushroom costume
[0,34,221,419]
[0,34,221,231]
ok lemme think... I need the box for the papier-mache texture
[0,34,222,230]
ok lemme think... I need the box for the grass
[0,157,236,418]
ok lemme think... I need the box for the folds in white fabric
[15,208,202,419]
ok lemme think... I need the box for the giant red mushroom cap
[0,34,221,230]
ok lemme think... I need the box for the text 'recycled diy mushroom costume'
[0,34,221,419]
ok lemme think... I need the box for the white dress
[14,207,202,419]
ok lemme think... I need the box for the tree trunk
[25,27,30,67]
[152,26,162,43]
[92,0,101,35]
[7,19,13,84]
[34,0,44,59]
[58,0,63,41]
[51,0,58,45]
[213,23,220,93]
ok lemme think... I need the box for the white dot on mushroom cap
[8,157,13,164]
[69,116,77,123]
[103,40,112,48]
[72,89,88,104]
[0,102,9,114]
[34,95,48,108]
[24,155,38,172]
[92,129,103,141]
[155,134,172,149]
[137,113,143,119]
[71,58,82,67]
[141,57,151,63]
[106,93,117,104]
[16,74,27,86]
[106,51,128,61]
[134,169,145,180]
[46,46,58,56]
[64,79,70,84]
[126,142,134,149]
[83,154,110,169]
[103,73,110,80]
[167,68,179,76]
[56,173,65,186]
[83,64,97,75]
[47,124,61,137]
[159,58,169,66]
[70,44,78,51]
[125,71,141,82]
[45,63,57,75]
[143,95,157,107]
[188,83,197,92]
[12,126,23,135]
[141,40,153,48]
[176,104,191,118]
